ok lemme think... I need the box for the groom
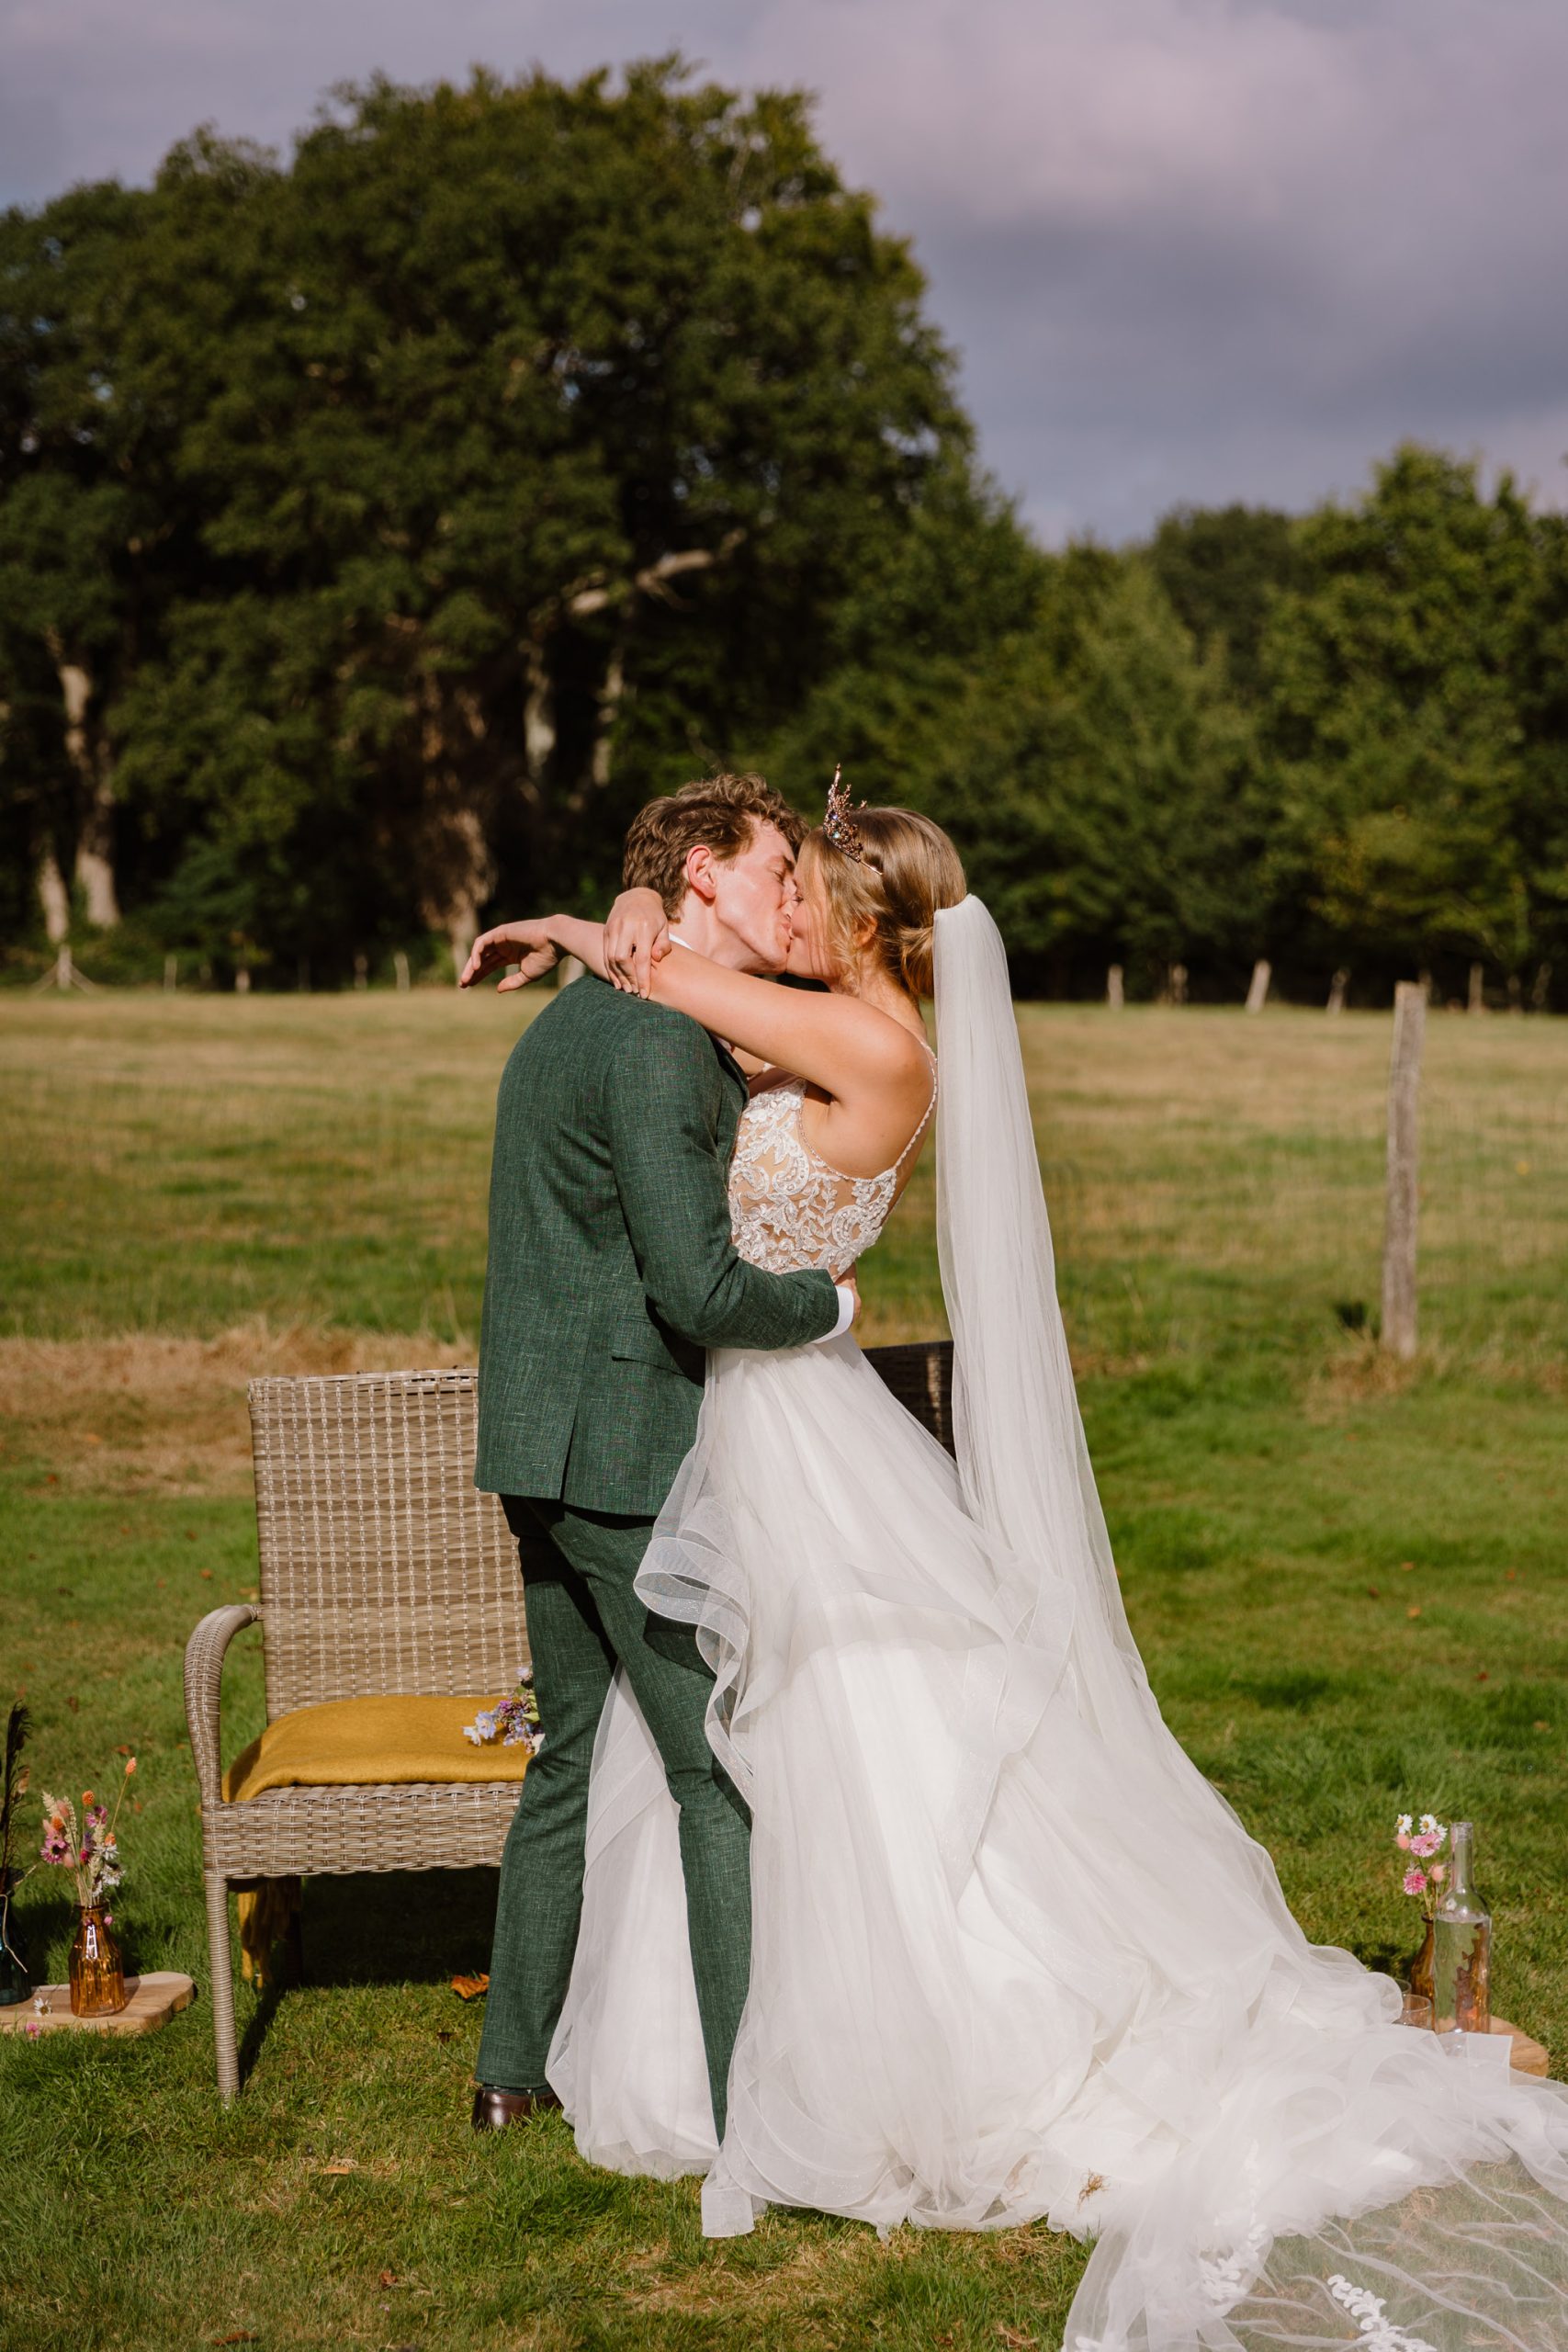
[462,774,854,2139]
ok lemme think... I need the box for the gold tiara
[822,763,868,863]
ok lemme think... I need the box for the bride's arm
[462,912,927,1109]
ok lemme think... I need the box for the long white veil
[931,895,1568,2352]
[935,893,1143,1668]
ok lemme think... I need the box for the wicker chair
[185,1345,953,2100]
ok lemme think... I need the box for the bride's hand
[604,888,671,998]
[459,920,562,992]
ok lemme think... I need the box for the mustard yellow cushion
[222,1693,531,1804]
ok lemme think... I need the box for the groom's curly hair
[623,775,807,916]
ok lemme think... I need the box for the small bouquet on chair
[463,1668,543,1758]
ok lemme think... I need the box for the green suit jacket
[475,972,839,1516]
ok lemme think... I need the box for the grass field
[1,989,1565,2352]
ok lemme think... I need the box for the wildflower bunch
[463,1668,543,1758]
[37,1755,137,1915]
[1394,1811,1448,1903]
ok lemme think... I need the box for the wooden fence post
[1107,964,1124,1010]
[354,954,368,991]
[32,944,96,994]
[393,951,411,992]
[164,954,177,992]
[1245,958,1271,1014]
[1381,979,1427,1361]
[1169,962,1188,1007]
[1468,962,1484,1015]
[1326,968,1348,1016]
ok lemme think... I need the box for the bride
[479,780,1568,2352]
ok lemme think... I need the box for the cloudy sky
[5,0,1566,542]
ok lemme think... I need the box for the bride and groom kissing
[459,772,1568,2352]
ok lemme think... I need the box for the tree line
[3,62,1566,1006]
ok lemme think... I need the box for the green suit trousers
[475,1494,750,2138]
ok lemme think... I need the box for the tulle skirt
[546,1336,1568,2350]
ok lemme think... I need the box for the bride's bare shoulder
[831,996,932,1085]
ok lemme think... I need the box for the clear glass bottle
[1432,1820,1491,2035]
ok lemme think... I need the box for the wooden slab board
[0,1972,195,2037]
[0,1977,1547,2074]
[1490,2016,1551,2078]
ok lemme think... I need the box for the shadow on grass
[1344,1937,1409,1982]
[237,1866,500,2084]
[3,1886,80,1986]
[302,1866,499,1984]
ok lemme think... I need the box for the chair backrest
[248,1369,525,1720]
[247,1345,954,1722]
[864,1340,955,1457]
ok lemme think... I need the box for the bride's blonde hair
[797,807,966,999]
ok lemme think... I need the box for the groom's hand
[460,922,561,992]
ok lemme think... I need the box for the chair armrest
[184,1604,263,1810]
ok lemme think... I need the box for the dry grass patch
[0,1326,473,1493]
[617,2215,1078,2331]
[1305,1331,1568,1415]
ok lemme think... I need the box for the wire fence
[4,993,1566,1372]
[1029,1009,1568,1374]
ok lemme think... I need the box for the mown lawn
[1,990,1564,2352]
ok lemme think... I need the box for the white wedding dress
[546,899,1568,2351]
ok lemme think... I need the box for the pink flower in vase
[1403,1868,1428,1897]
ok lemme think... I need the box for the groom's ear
[682,843,720,907]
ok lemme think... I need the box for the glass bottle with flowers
[1394,1810,1448,2010]
[38,1756,138,2017]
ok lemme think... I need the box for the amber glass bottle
[68,1905,128,2018]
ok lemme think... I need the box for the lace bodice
[728,1060,936,1274]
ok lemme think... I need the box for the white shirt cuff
[813,1283,857,1343]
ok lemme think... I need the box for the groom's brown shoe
[470,2084,562,2132]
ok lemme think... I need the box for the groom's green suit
[474,972,839,2129]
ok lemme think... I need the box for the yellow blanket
[222,1693,532,1804]
[222,1694,530,1986]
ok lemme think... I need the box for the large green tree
[5,62,1566,1005]
[0,175,194,938]
[771,528,1265,996]
[1,61,978,975]
[1148,503,1303,700]
[918,556,1264,995]
[1260,445,1562,994]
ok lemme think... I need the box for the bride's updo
[797,807,966,1000]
